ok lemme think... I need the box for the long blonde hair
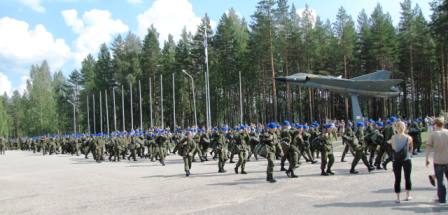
[393,121,406,135]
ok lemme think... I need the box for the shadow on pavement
[315,200,448,213]
[391,205,448,213]
[373,187,435,194]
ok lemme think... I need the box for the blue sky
[0,0,433,96]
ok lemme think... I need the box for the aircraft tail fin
[351,70,391,81]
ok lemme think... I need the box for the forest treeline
[0,0,447,137]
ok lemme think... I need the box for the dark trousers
[393,159,412,193]
[434,164,448,203]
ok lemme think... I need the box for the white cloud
[137,0,202,42]
[0,73,12,96]
[127,0,143,4]
[62,9,129,65]
[19,0,45,13]
[0,17,71,72]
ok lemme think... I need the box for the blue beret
[283,120,290,126]
[357,122,365,127]
[303,125,309,129]
[267,122,277,129]
[376,121,384,127]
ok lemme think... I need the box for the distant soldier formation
[0,116,427,183]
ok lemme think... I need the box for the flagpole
[149,78,153,128]
[121,85,125,131]
[204,30,212,129]
[130,81,134,130]
[105,90,110,134]
[139,80,143,130]
[87,95,90,133]
[100,91,103,133]
[172,73,176,130]
[160,74,164,129]
[93,94,96,134]
[113,87,117,131]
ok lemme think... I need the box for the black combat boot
[326,169,335,175]
[234,167,238,174]
[241,169,247,174]
[268,174,277,183]
[186,170,190,177]
[286,170,291,178]
[160,159,165,166]
[321,170,329,176]
[350,169,359,174]
[290,170,298,178]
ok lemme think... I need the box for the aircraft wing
[308,76,402,92]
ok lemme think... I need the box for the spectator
[425,117,448,204]
[389,121,413,203]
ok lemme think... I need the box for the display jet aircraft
[275,70,403,121]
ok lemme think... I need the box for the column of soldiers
[0,116,424,183]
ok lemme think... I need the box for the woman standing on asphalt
[389,121,413,203]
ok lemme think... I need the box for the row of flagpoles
[68,31,229,134]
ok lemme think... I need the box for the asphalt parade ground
[1,144,447,215]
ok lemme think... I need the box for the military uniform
[95,137,105,162]
[343,127,373,174]
[0,137,5,155]
[199,132,211,161]
[262,128,283,183]
[155,134,167,165]
[287,129,302,178]
[215,132,229,173]
[408,122,422,154]
[234,131,249,174]
[377,122,394,169]
[127,136,137,161]
[246,129,259,161]
[320,129,336,176]
[178,137,196,176]
[279,127,292,171]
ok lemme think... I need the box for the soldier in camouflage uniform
[41,137,48,155]
[192,130,204,162]
[155,132,167,166]
[262,122,284,183]
[199,129,211,161]
[287,124,303,178]
[215,127,230,173]
[94,135,105,162]
[320,124,336,176]
[0,137,5,155]
[127,134,137,161]
[408,121,422,155]
[377,118,396,170]
[279,121,292,172]
[234,126,249,174]
[343,125,374,174]
[246,126,259,161]
[178,132,196,176]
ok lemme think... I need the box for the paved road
[0,147,447,215]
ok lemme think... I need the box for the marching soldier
[216,127,230,173]
[320,124,336,176]
[262,122,284,183]
[199,129,211,161]
[343,125,374,174]
[178,131,196,177]
[234,126,249,174]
